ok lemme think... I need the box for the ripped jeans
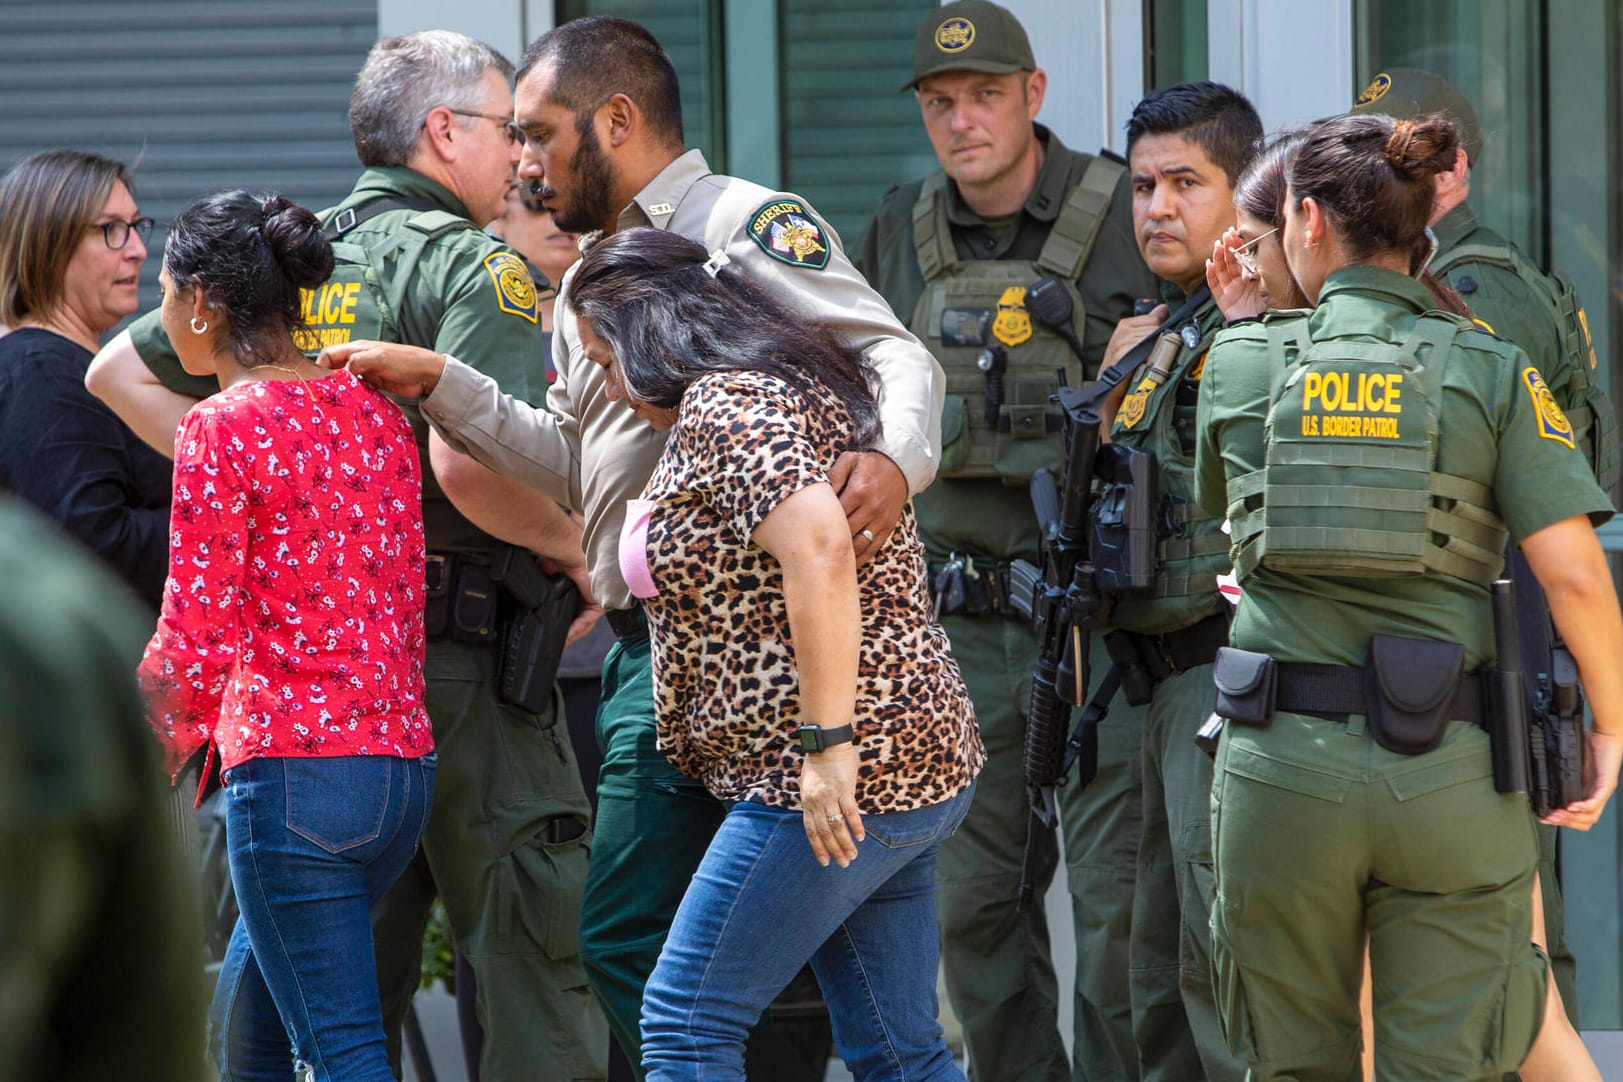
[210,753,435,1081]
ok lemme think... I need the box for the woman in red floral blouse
[137,190,430,1082]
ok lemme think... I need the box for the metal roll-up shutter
[0,0,378,317]
[779,0,939,244]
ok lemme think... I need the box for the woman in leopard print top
[571,228,982,1080]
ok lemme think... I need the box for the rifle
[1005,290,1209,908]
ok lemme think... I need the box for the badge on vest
[484,252,540,323]
[992,286,1032,347]
[1118,374,1157,430]
[747,199,830,269]
[1522,367,1576,449]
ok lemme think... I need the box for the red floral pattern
[139,372,430,783]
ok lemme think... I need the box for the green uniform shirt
[1102,285,1228,635]
[854,126,1156,561]
[1195,266,1613,669]
[0,496,204,1081]
[127,166,544,556]
[1433,204,1577,413]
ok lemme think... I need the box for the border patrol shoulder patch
[1522,366,1575,449]
[484,251,540,323]
[746,199,830,270]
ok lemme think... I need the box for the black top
[0,327,172,606]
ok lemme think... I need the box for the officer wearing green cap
[1352,65,1621,1032]
[86,31,607,1082]
[854,3,1157,1078]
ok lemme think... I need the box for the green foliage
[420,899,456,993]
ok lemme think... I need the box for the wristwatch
[797,723,855,753]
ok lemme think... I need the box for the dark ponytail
[165,189,334,364]
[1288,113,1459,260]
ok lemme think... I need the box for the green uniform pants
[1130,662,1242,1082]
[577,630,822,1081]
[1211,713,1545,1082]
[936,615,1142,1082]
[1062,643,1145,1082]
[373,640,606,1081]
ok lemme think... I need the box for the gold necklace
[254,362,309,384]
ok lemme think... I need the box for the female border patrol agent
[1192,112,1623,1082]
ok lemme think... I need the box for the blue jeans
[641,784,975,1082]
[211,754,435,1081]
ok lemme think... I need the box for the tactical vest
[1225,315,1508,586]
[909,156,1123,485]
[1110,314,1231,607]
[292,203,478,354]
[1434,241,1620,491]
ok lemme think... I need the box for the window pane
[1355,0,1543,262]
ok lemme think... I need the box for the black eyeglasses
[91,216,154,251]
[447,108,521,144]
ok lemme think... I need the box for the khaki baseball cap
[1350,67,1483,163]
[902,0,1036,92]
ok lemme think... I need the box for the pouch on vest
[1365,634,1464,755]
[1212,647,1277,727]
[451,562,500,645]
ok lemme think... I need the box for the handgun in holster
[490,546,580,715]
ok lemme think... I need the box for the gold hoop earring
[190,316,208,335]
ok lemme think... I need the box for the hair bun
[1381,115,1460,179]
[258,192,335,289]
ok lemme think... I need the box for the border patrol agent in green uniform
[87,33,606,1082]
[1194,112,1622,1081]
[0,494,206,1082]
[1352,68,1622,1027]
[854,4,1157,1078]
[1092,83,1260,1082]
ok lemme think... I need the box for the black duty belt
[1275,661,1487,723]
[929,553,1012,618]
[605,605,647,640]
[1112,610,1229,681]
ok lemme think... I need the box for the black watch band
[797,723,854,753]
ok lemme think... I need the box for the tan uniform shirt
[423,149,944,610]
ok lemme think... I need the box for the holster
[1365,634,1464,756]
[1212,646,1277,727]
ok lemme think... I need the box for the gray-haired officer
[87,30,606,1081]
[1352,66,1621,1030]
[854,3,1157,1078]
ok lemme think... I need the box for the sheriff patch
[1355,72,1392,107]
[992,286,1032,347]
[1523,367,1575,449]
[936,16,975,52]
[484,251,539,323]
[747,199,830,269]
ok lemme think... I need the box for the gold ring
[859,529,876,542]
[827,813,844,824]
